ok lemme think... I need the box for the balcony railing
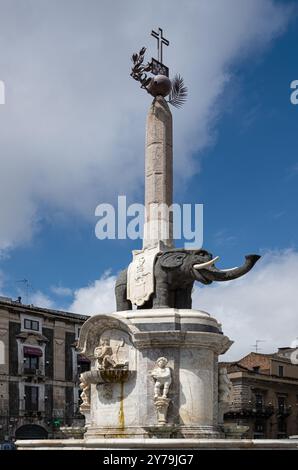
[276,405,292,417]
[23,368,44,378]
[23,367,37,375]
[23,409,40,417]
[225,403,275,418]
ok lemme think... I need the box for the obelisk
[143,95,173,250]
[126,29,177,307]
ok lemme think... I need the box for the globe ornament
[130,39,188,108]
[147,75,172,98]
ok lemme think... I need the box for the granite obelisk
[143,95,173,250]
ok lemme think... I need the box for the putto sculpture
[150,357,172,399]
[94,338,116,370]
[218,367,234,424]
[93,337,128,371]
[150,357,172,425]
[219,367,234,404]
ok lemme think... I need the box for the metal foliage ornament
[130,47,152,90]
[130,44,187,109]
[168,74,188,109]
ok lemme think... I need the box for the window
[253,420,266,439]
[78,388,83,406]
[75,324,81,340]
[255,393,264,409]
[278,365,284,377]
[24,355,39,372]
[77,355,90,374]
[24,319,39,331]
[23,346,42,374]
[255,421,265,432]
[278,396,286,413]
[277,419,287,438]
[24,386,39,412]
[253,366,260,373]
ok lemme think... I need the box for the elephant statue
[115,248,260,311]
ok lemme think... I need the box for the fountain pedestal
[77,308,232,440]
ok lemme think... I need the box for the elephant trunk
[199,254,261,282]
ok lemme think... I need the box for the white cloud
[31,290,55,309]
[193,250,298,361]
[0,0,293,252]
[69,272,116,315]
[50,285,73,297]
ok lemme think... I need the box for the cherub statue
[79,376,90,407]
[150,357,172,399]
[219,367,233,403]
[94,337,116,370]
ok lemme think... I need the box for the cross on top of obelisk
[151,27,169,63]
[151,27,170,77]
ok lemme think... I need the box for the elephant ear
[160,251,187,269]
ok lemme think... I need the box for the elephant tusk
[193,256,220,270]
[220,266,238,272]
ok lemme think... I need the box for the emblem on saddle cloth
[127,246,160,306]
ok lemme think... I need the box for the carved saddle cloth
[127,246,160,306]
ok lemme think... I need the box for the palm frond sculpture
[168,74,188,108]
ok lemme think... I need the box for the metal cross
[151,27,169,64]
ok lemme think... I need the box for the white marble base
[16,438,298,450]
[77,308,232,439]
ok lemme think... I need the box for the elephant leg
[115,286,132,311]
[153,281,170,309]
[115,269,132,311]
[185,287,193,309]
[175,287,193,309]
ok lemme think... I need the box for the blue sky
[0,0,297,359]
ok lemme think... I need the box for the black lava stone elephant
[115,249,260,311]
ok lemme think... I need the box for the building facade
[223,348,298,439]
[0,296,89,440]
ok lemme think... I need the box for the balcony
[23,368,44,379]
[256,405,274,417]
[225,403,275,419]
[276,405,292,418]
[23,368,37,376]
[24,410,39,418]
